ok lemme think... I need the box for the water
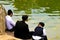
[1,0,60,40]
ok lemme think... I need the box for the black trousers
[14,31,34,39]
[5,28,14,32]
[29,31,34,38]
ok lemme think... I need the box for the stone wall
[0,5,6,34]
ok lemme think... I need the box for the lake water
[1,1,60,40]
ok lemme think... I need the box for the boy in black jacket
[14,15,34,39]
[32,22,48,40]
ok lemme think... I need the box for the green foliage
[14,0,60,13]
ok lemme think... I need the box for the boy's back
[14,21,30,39]
[33,27,43,37]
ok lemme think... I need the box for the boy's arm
[43,29,48,40]
[43,29,46,35]
[10,19,15,27]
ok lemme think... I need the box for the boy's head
[38,22,45,27]
[22,15,28,21]
[8,9,13,17]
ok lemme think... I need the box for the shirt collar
[7,15,11,17]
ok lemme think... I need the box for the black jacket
[33,27,48,40]
[14,21,30,39]
[33,27,43,37]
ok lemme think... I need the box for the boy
[5,10,15,32]
[32,22,48,40]
[14,15,34,39]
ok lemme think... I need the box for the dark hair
[8,9,13,15]
[22,15,28,21]
[39,22,45,27]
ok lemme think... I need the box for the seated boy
[32,22,48,40]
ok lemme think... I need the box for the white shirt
[32,36,42,40]
[5,15,15,30]
[43,28,46,35]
